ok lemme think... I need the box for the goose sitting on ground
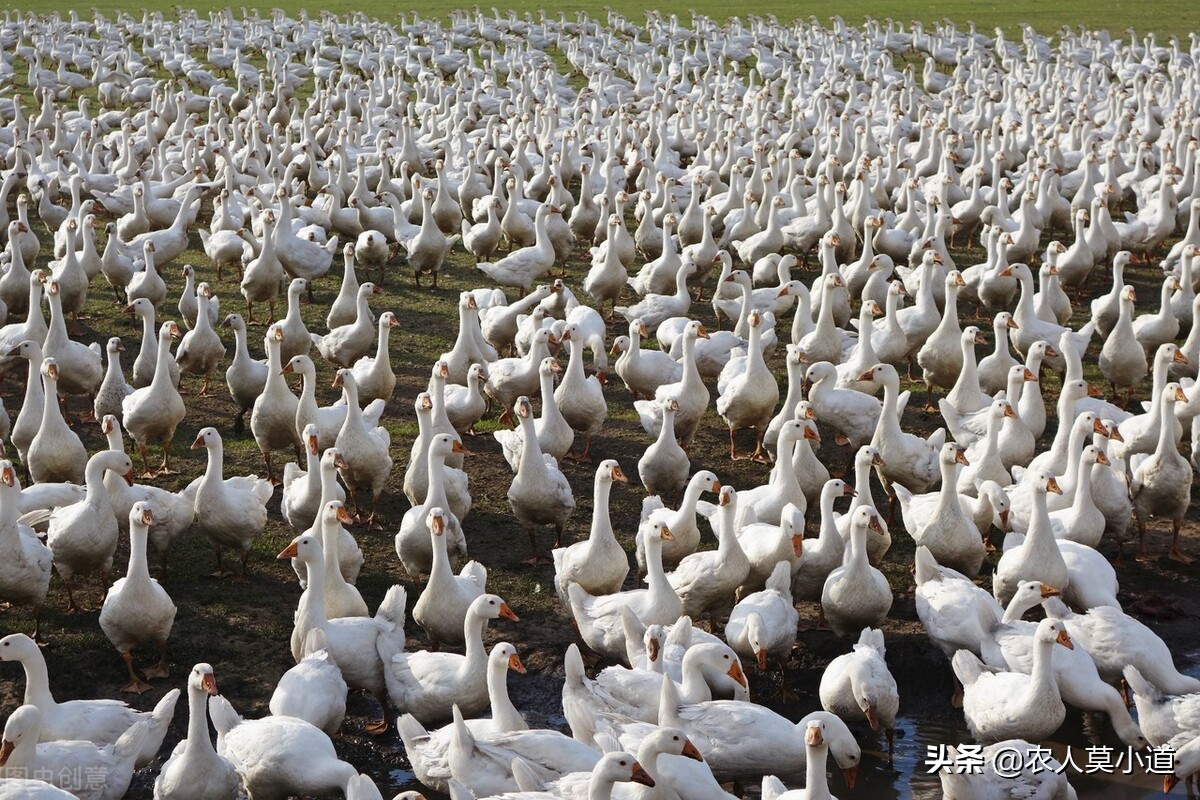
[268,630,348,737]
[952,617,1074,744]
[0,704,149,800]
[0,633,177,768]
[396,642,530,794]
[207,694,359,799]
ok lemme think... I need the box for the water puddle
[372,657,1192,798]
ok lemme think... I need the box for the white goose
[413,506,487,648]
[386,593,520,726]
[98,502,177,694]
[396,642,529,794]
[952,617,1073,744]
[553,460,630,600]
[189,428,272,580]
[152,664,239,800]
[568,520,682,662]
[819,627,900,758]
[0,634,177,768]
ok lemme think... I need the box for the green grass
[5,1,1200,37]
[2,8,1199,798]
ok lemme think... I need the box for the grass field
[1,8,1199,799]
[4,1,1200,37]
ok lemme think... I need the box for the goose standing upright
[821,507,893,637]
[861,363,945,494]
[251,323,302,484]
[26,358,88,485]
[413,506,486,647]
[0,461,52,639]
[952,617,1073,743]
[994,475,1070,606]
[99,502,177,693]
[716,310,778,462]
[1131,384,1193,562]
[153,663,239,800]
[507,397,575,564]
[190,428,273,580]
[122,322,187,476]
[553,460,630,600]
[333,369,393,527]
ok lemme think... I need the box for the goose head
[429,433,466,461]
[190,427,222,451]
[490,642,525,674]
[8,339,42,360]
[597,459,627,485]
[130,500,155,528]
[1035,617,1074,650]
[188,663,219,697]
[645,724,702,764]
[0,704,41,764]
[277,532,318,563]
[513,396,534,421]
[471,593,519,622]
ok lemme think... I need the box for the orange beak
[630,761,656,787]
[660,525,675,541]
[0,739,14,766]
[277,541,299,560]
[430,514,445,535]
[865,704,880,731]
[337,505,354,524]
[1057,629,1074,650]
[842,767,858,790]
[756,648,768,671]
[190,434,206,449]
[201,672,218,695]
[955,450,970,466]
[123,470,135,487]
[498,603,520,622]
[1040,584,1061,598]
[726,660,747,687]
[507,653,526,673]
[681,739,704,761]
[792,534,803,557]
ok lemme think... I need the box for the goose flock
[2,7,1200,800]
